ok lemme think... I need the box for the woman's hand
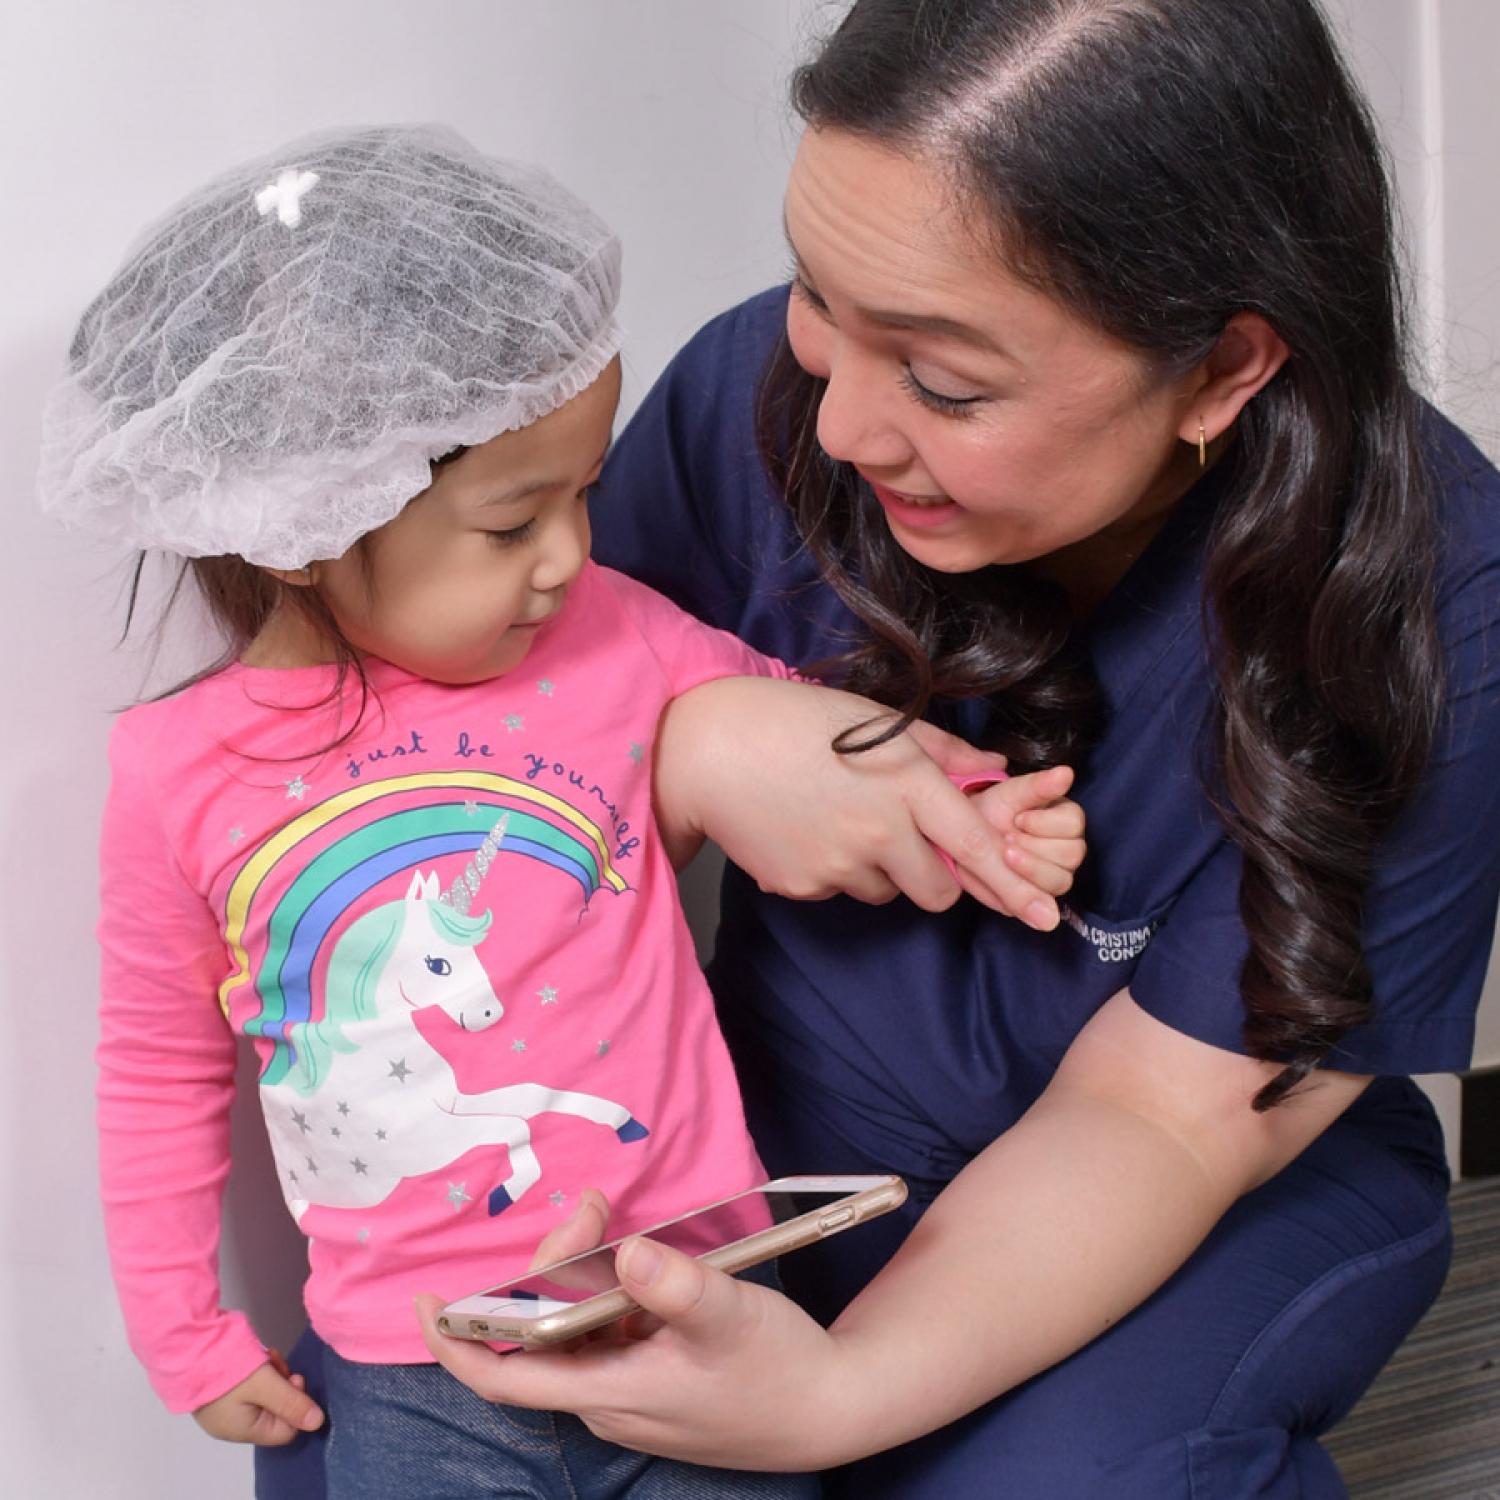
[192,1349,324,1445]
[654,675,1070,928]
[415,1236,863,1472]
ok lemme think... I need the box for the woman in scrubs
[416,2,1500,1494]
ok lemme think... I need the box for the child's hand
[192,1350,324,1445]
[960,766,1086,909]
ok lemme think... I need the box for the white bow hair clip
[255,168,320,228]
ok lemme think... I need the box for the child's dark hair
[119,443,470,701]
[758,0,1443,1108]
[120,442,469,749]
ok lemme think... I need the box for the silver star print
[287,1169,299,1185]
[446,1181,472,1212]
[596,1039,611,1057]
[291,1109,310,1134]
[504,713,524,733]
[549,1190,566,1207]
[511,1038,527,1053]
[285,775,309,800]
[537,679,555,697]
[336,1101,350,1116]
[537,985,558,1006]
[375,1128,388,1141]
[228,827,245,844]
[330,1126,342,1139]
[304,1156,320,1175]
[627,742,644,764]
[388,1058,412,1083]
[351,1158,368,1176]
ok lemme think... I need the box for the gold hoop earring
[1197,419,1207,469]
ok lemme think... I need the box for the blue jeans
[256,1332,819,1500]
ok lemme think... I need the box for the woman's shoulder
[673,285,791,380]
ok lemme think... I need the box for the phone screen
[455,1183,865,1319]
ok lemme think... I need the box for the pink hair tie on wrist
[951,772,1008,794]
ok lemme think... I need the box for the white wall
[1428,1,1500,1070]
[0,4,1494,1496]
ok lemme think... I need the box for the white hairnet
[37,124,623,568]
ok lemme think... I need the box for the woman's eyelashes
[790,271,828,315]
[899,367,983,417]
[792,273,985,419]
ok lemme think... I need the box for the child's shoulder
[586,561,702,633]
[580,562,785,691]
[107,669,240,766]
[111,677,207,738]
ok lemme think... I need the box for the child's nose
[531,508,590,592]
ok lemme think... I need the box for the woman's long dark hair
[762,0,1443,1108]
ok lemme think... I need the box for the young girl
[38,125,1083,1498]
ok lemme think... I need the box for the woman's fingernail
[620,1237,664,1286]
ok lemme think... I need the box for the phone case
[437,1174,907,1346]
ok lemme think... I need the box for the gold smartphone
[437,1173,907,1347]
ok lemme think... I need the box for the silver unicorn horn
[441,811,510,915]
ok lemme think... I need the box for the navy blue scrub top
[592,286,1500,1226]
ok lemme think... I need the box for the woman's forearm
[814,993,1370,1466]
[820,1090,1233,1460]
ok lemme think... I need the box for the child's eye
[485,520,535,547]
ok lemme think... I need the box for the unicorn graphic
[257,815,647,1222]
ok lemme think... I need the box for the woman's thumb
[614,1236,737,1338]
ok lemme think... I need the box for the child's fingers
[247,1408,303,1446]
[248,1365,324,1440]
[1002,845,1078,897]
[1008,833,1087,871]
[1012,802,1086,839]
[1001,763,1074,806]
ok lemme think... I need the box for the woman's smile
[866,480,962,530]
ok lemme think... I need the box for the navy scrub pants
[257,1104,1449,1500]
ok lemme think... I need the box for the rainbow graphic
[220,771,628,1086]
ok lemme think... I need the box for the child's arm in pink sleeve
[600,570,795,867]
[97,718,269,1413]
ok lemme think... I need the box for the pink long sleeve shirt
[97,563,787,1412]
